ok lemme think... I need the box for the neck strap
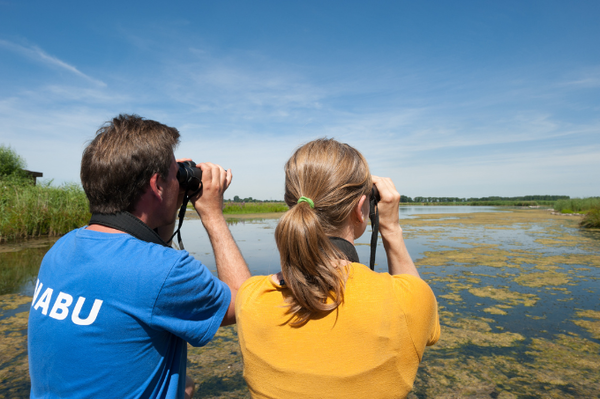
[89,212,169,247]
[329,236,360,263]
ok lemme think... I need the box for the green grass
[223,201,288,214]
[580,206,600,229]
[553,197,600,213]
[0,177,90,242]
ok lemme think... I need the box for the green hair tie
[297,196,315,209]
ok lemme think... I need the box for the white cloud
[0,39,106,87]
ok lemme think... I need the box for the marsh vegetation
[223,201,288,214]
[553,197,600,213]
[0,177,90,243]
[553,197,600,229]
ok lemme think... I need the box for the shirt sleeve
[150,251,231,347]
[393,274,441,360]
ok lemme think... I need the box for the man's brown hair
[81,114,180,214]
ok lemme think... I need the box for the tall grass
[223,202,288,214]
[580,207,600,229]
[553,197,600,213]
[0,177,90,242]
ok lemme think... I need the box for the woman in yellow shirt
[236,138,440,398]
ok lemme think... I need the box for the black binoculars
[176,161,202,193]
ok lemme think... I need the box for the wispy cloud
[0,39,106,87]
[559,66,600,88]
[1,32,599,198]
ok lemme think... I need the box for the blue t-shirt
[28,227,231,398]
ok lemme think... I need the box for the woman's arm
[371,175,420,278]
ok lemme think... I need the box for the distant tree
[233,195,241,202]
[0,145,28,178]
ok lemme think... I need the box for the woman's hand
[371,175,419,278]
[371,175,401,234]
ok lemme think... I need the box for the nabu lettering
[31,279,103,326]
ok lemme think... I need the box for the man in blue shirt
[28,114,251,398]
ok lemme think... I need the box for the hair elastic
[297,196,315,208]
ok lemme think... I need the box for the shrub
[0,145,28,179]
[580,206,600,229]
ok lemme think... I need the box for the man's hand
[191,162,232,221]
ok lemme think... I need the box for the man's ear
[354,194,367,223]
[148,173,163,201]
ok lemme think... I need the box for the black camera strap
[168,186,202,250]
[369,191,380,271]
[89,212,169,247]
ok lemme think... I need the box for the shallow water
[1,208,599,398]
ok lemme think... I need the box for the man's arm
[191,162,251,326]
[371,175,420,278]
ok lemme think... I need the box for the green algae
[405,209,600,398]
[0,295,31,399]
[187,326,248,398]
[439,293,463,302]
[431,314,525,350]
[0,294,31,315]
[484,306,508,315]
[572,310,600,340]
[514,271,572,287]
[469,286,539,307]
[411,332,600,398]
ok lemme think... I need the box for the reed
[0,177,90,242]
[223,201,288,214]
[553,197,600,213]
[580,206,600,229]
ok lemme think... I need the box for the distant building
[24,169,43,185]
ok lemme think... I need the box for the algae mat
[405,209,600,398]
[1,209,599,398]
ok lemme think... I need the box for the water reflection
[0,238,59,296]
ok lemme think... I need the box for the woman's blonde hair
[275,138,372,326]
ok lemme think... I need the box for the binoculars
[176,161,202,193]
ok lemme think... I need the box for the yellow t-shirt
[235,263,440,399]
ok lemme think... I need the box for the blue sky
[1,1,599,200]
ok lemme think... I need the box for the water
[2,208,599,398]
[398,205,507,218]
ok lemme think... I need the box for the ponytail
[276,138,371,326]
[275,201,347,326]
